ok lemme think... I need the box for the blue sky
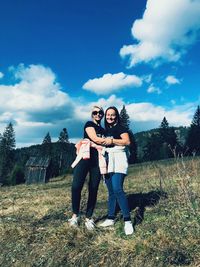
[0,0,200,147]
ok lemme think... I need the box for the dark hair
[104,106,121,129]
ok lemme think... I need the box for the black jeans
[72,158,101,218]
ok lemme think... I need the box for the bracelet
[111,138,113,144]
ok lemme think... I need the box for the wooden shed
[25,156,52,184]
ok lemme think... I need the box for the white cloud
[0,112,14,123]
[82,72,142,95]
[0,65,129,147]
[165,75,181,85]
[0,64,76,146]
[0,64,196,147]
[126,102,194,127]
[73,95,194,134]
[147,84,161,94]
[74,95,124,121]
[120,0,200,67]
[0,64,73,121]
[127,102,165,122]
[0,72,4,79]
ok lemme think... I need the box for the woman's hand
[103,133,130,146]
[103,137,113,146]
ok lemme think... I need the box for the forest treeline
[0,105,200,186]
[0,127,76,186]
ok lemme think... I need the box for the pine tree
[42,132,52,144]
[57,128,69,173]
[0,123,16,185]
[191,105,200,127]
[128,130,138,163]
[58,128,69,143]
[160,116,169,128]
[119,105,137,163]
[159,117,179,158]
[185,105,200,155]
[3,122,15,149]
[159,117,169,142]
[120,105,130,129]
[143,133,162,161]
[41,132,52,156]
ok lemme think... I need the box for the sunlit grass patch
[0,157,200,267]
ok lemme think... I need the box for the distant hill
[12,126,189,183]
[134,126,189,161]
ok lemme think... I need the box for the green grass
[0,157,200,267]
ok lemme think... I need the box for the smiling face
[91,107,104,124]
[105,108,117,126]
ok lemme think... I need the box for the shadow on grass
[32,190,167,228]
[127,190,167,226]
[96,190,167,226]
[32,207,69,227]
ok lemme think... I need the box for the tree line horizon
[0,105,200,186]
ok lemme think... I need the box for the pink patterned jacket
[71,139,107,175]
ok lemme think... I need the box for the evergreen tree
[159,117,179,158]
[185,105,200,155]
[128,130,138,163]
[42,132,52,144]
[41,132,52,156]
[159,117,169,143]
[3,122,15,149]
[0,123,16,185]
[143,133,161,161]
[9,164,25,185]
[57,128,69,173]
[167,127,179,150]
[58,128,69,143]
[192,105,200,127]
[120,105,130,129]
[119,105,137,163]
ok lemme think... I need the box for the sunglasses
[92,110,104,116]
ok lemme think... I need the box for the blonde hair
[92,105,104,112]
[91,105,104,117]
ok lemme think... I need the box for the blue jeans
[105,173,131,221]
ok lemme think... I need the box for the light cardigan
[71,139,107,175]
[71,139,129,175]
[103,146,129,175]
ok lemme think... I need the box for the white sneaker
[124,221,134,235]
[68,216,78,227]
[85,218,95,230]
[99,219,115,227]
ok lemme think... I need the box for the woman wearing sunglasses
[68,106,112,230]
[99,106,134,235]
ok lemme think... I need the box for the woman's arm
[105,133,130,146]
[86,127,111,145]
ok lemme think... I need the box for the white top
[103,146,129,174]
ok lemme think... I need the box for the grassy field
[0,157,200,267]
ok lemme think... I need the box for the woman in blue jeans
[99,106,134,235]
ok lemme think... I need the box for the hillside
[134,126,189,160]
[3,126,188,186]
[0,157,199,267]
[14,142,76,177]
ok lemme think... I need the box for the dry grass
[0,158,200,267]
